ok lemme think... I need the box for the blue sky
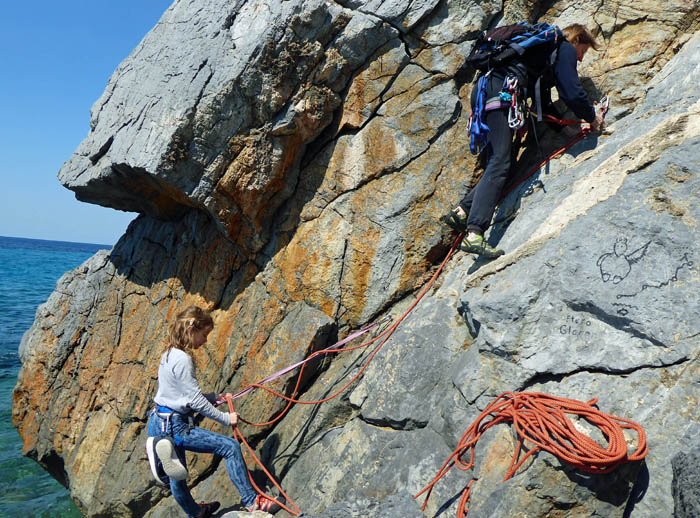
[0,1,173,246]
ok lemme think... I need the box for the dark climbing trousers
[460,93,515,234]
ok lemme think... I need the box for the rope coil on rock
[415,391,648,518]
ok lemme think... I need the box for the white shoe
[155,436,188,481]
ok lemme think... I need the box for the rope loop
[225,234,464,515]
[415,391,647,518]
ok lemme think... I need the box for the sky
[0,1,174,246]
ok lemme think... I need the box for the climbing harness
[415,391,648,518]
[222,233,464,515]
[151,405,195,445]
[470,73,526,154]
[465,21,564,154]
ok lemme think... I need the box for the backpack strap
[533,41,561,121]
[535,76,543,121]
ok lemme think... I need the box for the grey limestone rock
[304,490,425,517]
[672,450,700,518]
[59,0,401,255]
[14,0,700,516]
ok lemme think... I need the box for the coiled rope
[225,233,464,515]
[415,391,648,518]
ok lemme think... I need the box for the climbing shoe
[459,234,504,259]
[247,494,283,514]
[145,437,169,485]
[441,208,468,232]
[155,436,188,481]
[197,501,220,518]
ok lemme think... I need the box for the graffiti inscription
[611,302,639,317]
[596,237,651,284]
[559,314,593,339]
[616,253,694,300]
[595,237,694,318]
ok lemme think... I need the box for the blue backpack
[465,22,563,73]
[466,22,563,154]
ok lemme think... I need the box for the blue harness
[469,74,491,154]
[153,405,194,446]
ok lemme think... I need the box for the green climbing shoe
[441,209,468,232]
[460,234,505,259]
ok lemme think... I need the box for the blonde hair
[562,24,600,51]
[164,306,213,356]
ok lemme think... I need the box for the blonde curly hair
[164,306,214,356]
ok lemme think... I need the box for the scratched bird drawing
[596,236,694,317]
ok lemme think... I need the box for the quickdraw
[502,75,526,130]
[599,94,610,117]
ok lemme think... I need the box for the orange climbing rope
[226,395,302,515]
[415,391,648,518]
[226,233,464,515]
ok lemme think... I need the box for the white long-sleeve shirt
[153,347,230,426]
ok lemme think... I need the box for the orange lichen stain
[246,308,284,360]
[21,363,51,412]
[274,217,344,316]
[218,141,259,196]
[399,209,434,285]
[70,410,122,480]
[344,216,381,323]
[211,310,239,366]
[273,232,322,305]
[363,123,398,176]
[480,427,518,480]
[340,75,368,130]
[320,297,336,318]
[17,413,39,454]
[279,135,305,176]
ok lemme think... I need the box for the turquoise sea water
[0,236,110,518]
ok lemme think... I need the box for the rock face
[12,0,700,517]
[672,451,700,518]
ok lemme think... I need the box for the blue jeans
[147,411,257,517]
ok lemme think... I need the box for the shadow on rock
[560,458,648,513]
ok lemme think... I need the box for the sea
[0,236,111,518]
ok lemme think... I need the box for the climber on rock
[443,23,605,258]
[145,306,280,517]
